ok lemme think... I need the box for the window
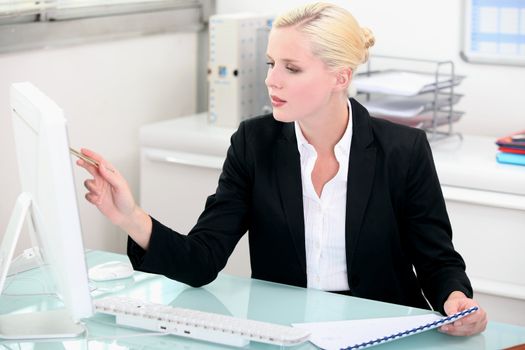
[0,0,214,53]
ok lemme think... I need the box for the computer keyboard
[93,296,310,347]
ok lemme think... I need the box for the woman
[78,2,487,336]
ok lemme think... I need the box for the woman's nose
[265,68,281,89]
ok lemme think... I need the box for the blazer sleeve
[403,131,473,314]
[128,121,252,287]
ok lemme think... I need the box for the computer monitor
[0,82,93,339]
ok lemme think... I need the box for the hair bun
[361,27,375,49]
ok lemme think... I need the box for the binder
[496,130,525,151]
[496,152,525,166]
[499,147,525,155]
[292,306,478,350]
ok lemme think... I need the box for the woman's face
[265,26,340,123]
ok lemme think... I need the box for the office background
[0,0,523,294]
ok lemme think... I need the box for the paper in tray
[353,70,464,96]
[357,94,463,118]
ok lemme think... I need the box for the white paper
[292,308,477,350]
[358,94,462,118]
[353,71,461,96]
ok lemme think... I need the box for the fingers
[81,148,116,173]
[78,159,110,202]
[80,148,104,163]
[76,149,136,217]
[98,160,121,188]
[80,148,120,188]
[443,292,470,314]
[441,317,488,336]
[84,178,103,206]
[75,148,122,190]
[453,311,480,327]
[440,307,488,336]
[76,158,99,178]
[84,179,98,194]
[440,322,479,336]
[85,192,100,206]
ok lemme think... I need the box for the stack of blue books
[496,130,525,166]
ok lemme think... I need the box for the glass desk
[1,250,524,349]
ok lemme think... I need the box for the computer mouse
[88,261,134,282]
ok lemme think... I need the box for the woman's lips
[270,95,287,108]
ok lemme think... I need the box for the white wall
[218,0,525,137]
[1,0,523,260]
[0,33,197,254]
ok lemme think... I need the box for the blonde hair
[273,2,375,71]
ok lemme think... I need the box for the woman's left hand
[439,291,488,336]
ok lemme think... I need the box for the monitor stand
[7,246,42,277]
[0,310,85,339]
[0,193,86,339]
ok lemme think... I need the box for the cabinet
[139,114,250,277]
[431,135,525,326]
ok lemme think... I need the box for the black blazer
[128,99,472,315]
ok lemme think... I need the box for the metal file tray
[354,56,465,142]
[357,93,463,118]
[376,110,464,129]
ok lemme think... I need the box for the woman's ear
[334,68,352,92]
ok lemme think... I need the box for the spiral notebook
[292,306,478,350]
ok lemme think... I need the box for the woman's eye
[286,66,300,73]
[266,62,275,68]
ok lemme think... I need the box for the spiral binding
[340,306,479,350]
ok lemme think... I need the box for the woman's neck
[298,96,349,156]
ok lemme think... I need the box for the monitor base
[0,309,86,340]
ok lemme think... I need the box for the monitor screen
[0,82,93,339]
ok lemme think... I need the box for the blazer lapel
[346,99,377,273]
[274,122,307,275]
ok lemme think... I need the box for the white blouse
[294,100,353,291]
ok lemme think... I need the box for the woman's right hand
[76,148,152,249]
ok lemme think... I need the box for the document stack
[353,55,465,141]
[495,131,525,166]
